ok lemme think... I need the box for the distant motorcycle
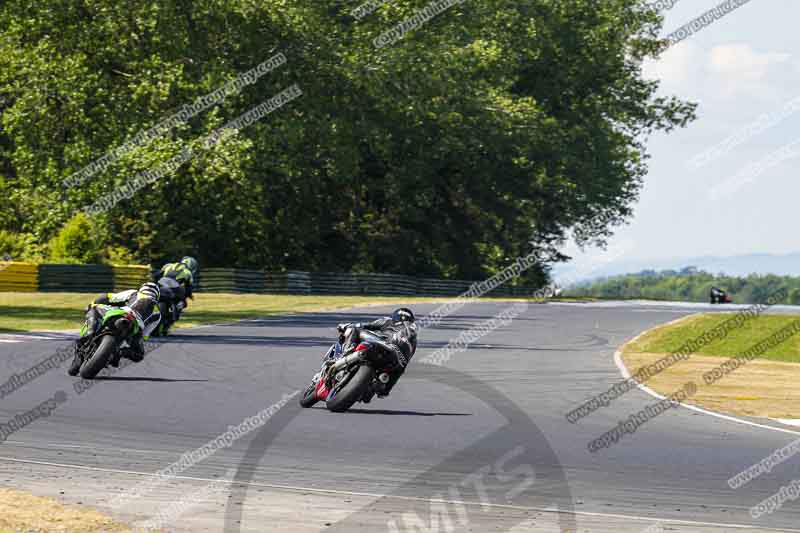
[70,306,147,379]
[300,326,399,413]
[710,286,732,304]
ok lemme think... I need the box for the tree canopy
[0,0,695,282]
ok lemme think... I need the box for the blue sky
[557,0,800,278]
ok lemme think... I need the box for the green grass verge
[0,292,539,334]
[627,313,800,363]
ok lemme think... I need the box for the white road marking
[772,419,800,427]
[0,333,76,343]
[613,317,800,438]
[2,441,165,454]
[0,455,796,531]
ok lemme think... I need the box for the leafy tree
[48,213,104,264]
[0,230,44,261]
[0,0,695,281]
[789,288,800,306]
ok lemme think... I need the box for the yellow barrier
[0,262,39,292]
[112,265,152,291]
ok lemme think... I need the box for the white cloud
[644,42,792,104]
[642,40,702,91]
[617,1,800,261]
[707,44,790,99]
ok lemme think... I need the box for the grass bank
[0,488,139,532]
[622,313,800,419]
[625,314,800,363]
[0,292,539,334]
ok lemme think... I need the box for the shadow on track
[310,406,472,417]
[92,376,209,383]
[226,311,539,332]
[166,334,335,348]
[164,334,579,352]
[222,366,576,533]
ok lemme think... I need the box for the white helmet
[138,282,160,301]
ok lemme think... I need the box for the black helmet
[391,307,415,324]
[181,256,199,277]
[138,282,160,302]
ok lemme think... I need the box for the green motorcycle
[69,306,144,379]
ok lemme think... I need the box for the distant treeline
[565,267,800,305]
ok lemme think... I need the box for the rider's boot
[119,335,145,363]
[377,371,401,398]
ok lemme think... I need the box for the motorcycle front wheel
[79,335,118,379]
[326,365,374,413]
[299,382,320,408]
[67,343,83,376]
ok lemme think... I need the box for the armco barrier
[0,263,541,297]
[196,269,279,294]
[0,262,39,292]
[112,265,151,291]
[38,264,114,293]
[196,268,238,293]
[417,277,472,296]
[197,269,539,297]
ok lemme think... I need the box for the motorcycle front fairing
[311,342,344,382]
[308,342,341,400]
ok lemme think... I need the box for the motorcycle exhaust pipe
[330,352,364,373]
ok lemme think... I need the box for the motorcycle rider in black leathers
[710,286,728,304]
[337,307,417,399]
[153,256,198,333]
[155,257,198,306]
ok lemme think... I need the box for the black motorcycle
[153,277,186,336]
[300,326,399,413]
[710,286,732,304]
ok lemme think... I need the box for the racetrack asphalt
[1,301,800,532]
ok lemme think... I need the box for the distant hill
[564,267,800,305]
[681,253,800,277]
[558,252,800,285]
